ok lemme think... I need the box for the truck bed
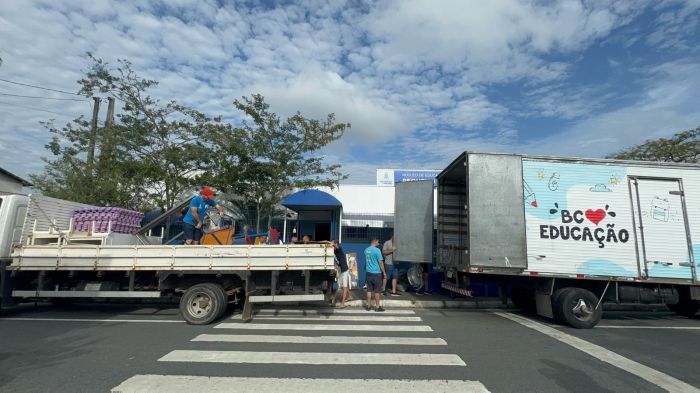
[10,244,334,271]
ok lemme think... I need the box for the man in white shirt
[382,235,399,296]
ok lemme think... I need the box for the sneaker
[375,307,385,312]
[365,306,372,311]
[390,292,400,297]
[416,289,424,295]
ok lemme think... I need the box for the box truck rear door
[630,177,695,281]
[394,180,434,263]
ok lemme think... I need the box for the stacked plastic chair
[72,207,144,234]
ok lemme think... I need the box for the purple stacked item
[72,207,144,234]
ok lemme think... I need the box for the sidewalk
[325,289,670,312]
[340,289,507,309]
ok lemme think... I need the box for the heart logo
[585,209,606,225]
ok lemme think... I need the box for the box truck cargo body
[397,152,700,327]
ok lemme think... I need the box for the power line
[0,99,74,116]
[0,92,86,101]
[0,77,79,96]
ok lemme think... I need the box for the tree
[30,115,146,208]
[207,94,350,231]
[32,54,219,210]
[608,127,700,163]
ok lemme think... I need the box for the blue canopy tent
[281,189,342,242]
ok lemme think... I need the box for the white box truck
[0,194,334,324]
[394,152,700,328]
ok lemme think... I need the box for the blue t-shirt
[183,196,217,225]
[364,246,384,274]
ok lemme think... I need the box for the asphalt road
[0,303,698,392]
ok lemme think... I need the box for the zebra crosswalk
[111,307,491,392]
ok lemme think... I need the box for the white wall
[320,185,395,214]
[0,173,23,194]
[319,184,437,217]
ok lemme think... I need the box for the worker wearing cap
[182,187,224,245]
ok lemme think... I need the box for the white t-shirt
[383,239,394,265]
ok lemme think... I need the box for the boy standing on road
[182,187,224,245]
[364,238,386,312]
[382,235,399,296]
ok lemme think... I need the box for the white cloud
[527,60,700,157]
[363,0,641,82]
[242,65,406,142]
[0,0,698,185]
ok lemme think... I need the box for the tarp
[281,189,342,212]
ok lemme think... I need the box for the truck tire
[667,288,700,318]
[179,283,226,325]
[556,287,602,329]
[206,283,229,319]
[510,286,536,313]
[551,288,570,323]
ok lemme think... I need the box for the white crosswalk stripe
[252,308,416,315]
[192,334,448,345]
[252,315,422,322]
[214,323,433,331]
[112,307,486,392]
[112,375,490,393]
[159,350,467,366]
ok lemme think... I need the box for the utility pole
[86,97,101,169]
[97,97,116,174]
[105,97,115,126]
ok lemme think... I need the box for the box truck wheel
[551,288,570,323]
[556,287,602,329]
[667,288,700,318]
[179,283,226,325]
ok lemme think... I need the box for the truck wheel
[667,289,700,318]
[511,286,536,313]
[179,283,225,325]
[557,287,602,329]
[551,288,570,323]
[205,283,229,319]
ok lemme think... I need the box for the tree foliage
[608,127,700,163]
[31,54,221,210]
[31,55,349,221]
[206,94,349,230]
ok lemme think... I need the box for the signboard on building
[376,169,441,187]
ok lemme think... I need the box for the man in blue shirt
[182,187,224,245]
[364,238,386,312]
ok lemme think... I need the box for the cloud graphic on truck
[590,184,612,192]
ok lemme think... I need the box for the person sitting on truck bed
[182,187,224,245]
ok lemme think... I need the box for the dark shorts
[366,272,383,294]
[183,223,203,242]
[385,264,399,280]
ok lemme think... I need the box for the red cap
[201,187,215,198]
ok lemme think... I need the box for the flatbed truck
[0,194,334,324]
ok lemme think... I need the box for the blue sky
[1,0,699,184]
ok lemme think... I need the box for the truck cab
[0,194,29,260]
